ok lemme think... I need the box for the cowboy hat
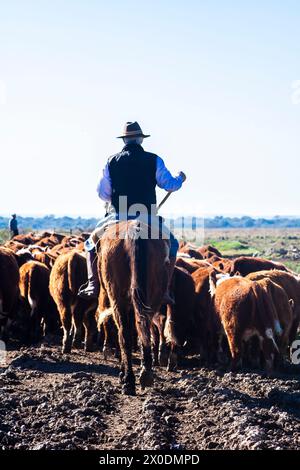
[117,121,150,139]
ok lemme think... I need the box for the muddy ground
[1,342,300,450]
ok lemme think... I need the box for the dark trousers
[11,229,19,239]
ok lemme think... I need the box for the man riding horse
[78,121,186,302]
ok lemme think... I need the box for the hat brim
[117,134,150,139]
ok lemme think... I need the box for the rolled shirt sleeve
[156,156,183,192]
[97,162,112,202]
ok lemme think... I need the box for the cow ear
[209,270,217,297]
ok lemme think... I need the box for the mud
[1,344,300,450]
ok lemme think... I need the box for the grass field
[183,227,300,273]
[0,229,10,245]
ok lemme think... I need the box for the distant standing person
[9,214,19,238]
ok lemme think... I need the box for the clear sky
[0,0,299,219]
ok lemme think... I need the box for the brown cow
[212,257,233,273]
[209,273,279,371]
[4,240,26,253]
[0,247,20,340]
[49,250,98,353]
[247,270,300,345]
[11,233,39,245]
[36,232,65,248]
[151,267,197,371]
[60,236,83,248]
[229,256,288,276]
[96,287,121,359]
[176,256,212,273]
[192,267,221,363]
[14,248,34,267]
[198,244,222,259]
[178,244,204,259]
[248,277,293,357]
[19,261,59,342]
[48,243,71,257]
[33,251,57,269]
[38,231,52,239]
[98,221,169,395]
[97,308,120,359]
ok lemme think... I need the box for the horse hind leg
[167,344,178,372]
[137,315,154,389]
[140,344,154,389]
[151,323,159,366]
[114,307,136,396]
[157,318,169,367]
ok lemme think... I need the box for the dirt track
[1,343,300,450]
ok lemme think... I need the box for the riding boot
[162,256,176,305]
[78,248,100,299]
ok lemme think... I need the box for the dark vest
[108,144,157,213]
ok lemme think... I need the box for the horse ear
[289,299,295,310]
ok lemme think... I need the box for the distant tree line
[0,215,97,232]
[2,215,300,232]
[204,215,300,228]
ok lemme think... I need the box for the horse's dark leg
[158,318,169,368]
[140,343,154,389]
[151,323,159,366]
[138,316,154,389]
[167,344,178,371]
[116,309,136,396]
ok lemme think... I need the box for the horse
[98,219,170,395]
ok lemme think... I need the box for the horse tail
[130,235,152,347]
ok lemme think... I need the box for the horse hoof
[122,383,136,396]
[102,347,112,360]
[140,369,154,389]
[84,343,94,352]
[167,353,177,372]
[62,345,71,354]
[167,362,177,372]
[119,371,125,384]
[114,350,121,362]
[158,350,169,368]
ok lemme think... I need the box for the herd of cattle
[0,231,300,379]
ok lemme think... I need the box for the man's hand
[179,171,187,182]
